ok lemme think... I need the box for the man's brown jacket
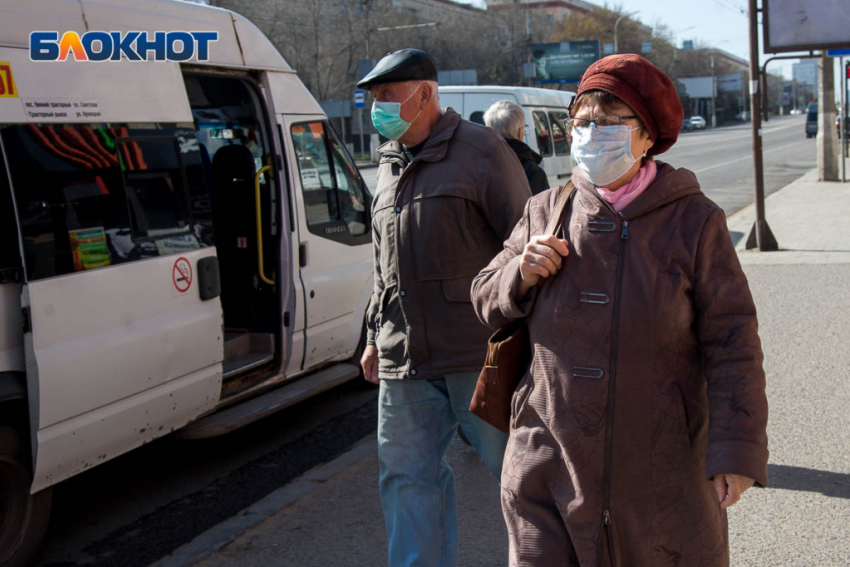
[366,109,532,380]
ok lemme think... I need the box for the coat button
[400,290,407,297]
[410,369,417,376]
[395,206,402,213]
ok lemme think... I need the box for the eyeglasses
[564,115,639,135]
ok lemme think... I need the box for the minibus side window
[469,111,485,125]
[1,123,213,281]
[116,137,193,241]
[291,121,370,245]
[549,111,570,156]
[533,111,553,157]
[329,129,369,236]
[0,151,21,276]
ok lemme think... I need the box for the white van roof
[0,0,290,72]
[438,86,575,108]
[0,0,327,121]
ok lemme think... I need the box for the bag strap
[543,181,576,238]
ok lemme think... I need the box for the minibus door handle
[299,242,308,268]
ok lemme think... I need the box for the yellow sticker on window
[0,62,18,98]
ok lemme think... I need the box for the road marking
[692,139,813,174]
[676,120,802,150]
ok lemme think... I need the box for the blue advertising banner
[531,41,600,84]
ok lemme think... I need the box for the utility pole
[526,0,533,87]
[614,10,639,54]
[745,0,778,251]
[817,52,839,181]
[842,57,847,182]
[710,53,717,128]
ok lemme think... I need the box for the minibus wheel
[0,427,52,567]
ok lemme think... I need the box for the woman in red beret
[472,54,768,566]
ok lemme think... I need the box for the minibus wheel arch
[0,426,52,567]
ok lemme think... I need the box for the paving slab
[192,436,507,567]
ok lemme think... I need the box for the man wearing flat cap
[357,49,532,566]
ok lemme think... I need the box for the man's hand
[517,235,570,300]
[713,473,755,509]
[360,345,380,384]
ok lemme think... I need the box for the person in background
[472,54,768,566]
[356,49,532,567]
[484,100,550,195]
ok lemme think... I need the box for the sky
[453,0,848,99]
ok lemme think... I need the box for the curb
[725,168,819,250]
[148,435,377,567]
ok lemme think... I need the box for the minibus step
[177,363,362,439]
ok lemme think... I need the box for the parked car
[735,111,750,121]
[806,103,818,138]
[690,115,707,129]
[790,108,803,115]
[681,118,694,131]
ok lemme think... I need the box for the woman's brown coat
[472,163,769,567]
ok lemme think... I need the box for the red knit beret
[568,54,684,156]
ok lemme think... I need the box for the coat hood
[572,160,703,220]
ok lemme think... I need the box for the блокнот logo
[30,31,218,62]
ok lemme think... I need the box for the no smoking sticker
[172,257,193,294]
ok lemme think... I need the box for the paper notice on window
[21,98,101,122]
[301,168,322,189]
[156,234,201,256]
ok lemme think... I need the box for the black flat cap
[357,49,438,88]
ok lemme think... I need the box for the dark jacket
[365,109,532,380]
[472,163,769,566]
[505,137,550,195]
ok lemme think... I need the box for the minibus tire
[0,427,52,567]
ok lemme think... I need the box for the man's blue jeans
[378,372,508,567]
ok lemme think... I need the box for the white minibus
[438,86,576,187]
[0,1,374,562]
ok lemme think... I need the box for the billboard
[678,77,715,99]
[717,73,744,93]
[532,41,600,84]
[764,0,850,53]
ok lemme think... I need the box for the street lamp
[708,40,731,128]
[366,22,439,59]
[613,10,640,54]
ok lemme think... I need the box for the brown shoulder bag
[469,182,575,433]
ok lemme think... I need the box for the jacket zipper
[600,219,628,567]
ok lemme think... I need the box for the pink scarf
[596,160,657,213]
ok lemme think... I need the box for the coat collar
[572,161,703,220]
[505,137,543,164]
[377,108,461,164]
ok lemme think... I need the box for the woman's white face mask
[570,124,642,187]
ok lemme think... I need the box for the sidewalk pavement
[153,169,850,567]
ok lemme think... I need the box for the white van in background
[438,86,576,187]
[0,1,373,562]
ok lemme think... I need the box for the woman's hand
[713,473,755,509]
[517,235,570,300]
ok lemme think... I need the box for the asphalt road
[359,115,815,217]
[32,382,380,567]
